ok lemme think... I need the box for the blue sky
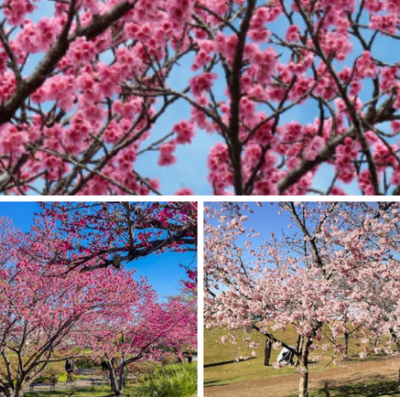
[205,202,388,262]
[0,202,193,301]
[205,201,294,248]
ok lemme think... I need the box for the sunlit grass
[204,327,391,387]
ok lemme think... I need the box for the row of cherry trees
[0,202,197,397]
[2,0,400,194]
[205,201,400,397]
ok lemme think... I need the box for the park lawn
[285,379,400,397]
[204,327,391,387]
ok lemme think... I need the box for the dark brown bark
[344,332,349,357]
[264,337,272,366]
[294,335,302,367]
[228,0,257,195]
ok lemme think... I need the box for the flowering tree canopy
[19,202,197,277]
[1,0,400,194]
[0,237,140,397]
[204,202,400,397]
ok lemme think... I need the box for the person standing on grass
[101,356,109,375]
[65,359,74,383]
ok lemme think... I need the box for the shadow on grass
[204,380,229,388]
[287,379,400,397]
[204,357,256,369]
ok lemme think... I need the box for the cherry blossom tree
[90,295,197,396]
[0,244,142,397]
[204,201,400,397]
[19,202,197,276]
[2,0,400,194]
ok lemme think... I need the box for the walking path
[205,358,399,397]
[25,369,109,393]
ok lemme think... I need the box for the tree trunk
[2,385,23,397]
[264,337,272,366]
[294,335,302,367]
[108,363,125,396]
[117,366,125,396]
[344,332,349,357]
[397,361,400,388]
[109,366,121,396]
[298,337,311,397]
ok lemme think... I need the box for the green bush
[136,363,197,397]
[74,357,98,368]
[34,367,60,384]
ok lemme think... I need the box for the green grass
[285,380,400,397]
[137,363,197,397]
[57,373,67,383]
[204,327,390,387]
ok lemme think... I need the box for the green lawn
[205,327,300,386]
[204,327,391,387]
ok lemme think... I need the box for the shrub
[136,363,197,397]
[74,357,98,368]
[34,368,60,383]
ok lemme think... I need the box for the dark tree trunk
[108,363,125,396]
[2,386,22,397]
[109,366,120,396]
[0,384,11,397]
[298,337,311,397]
[344,332,349,357]
[264,337,272,366]
[117,366,125,395]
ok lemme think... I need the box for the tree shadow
[204,380,229,387]
[312,379,400,397]
[204,357,256,368]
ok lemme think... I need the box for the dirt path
[205,358,399,397]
